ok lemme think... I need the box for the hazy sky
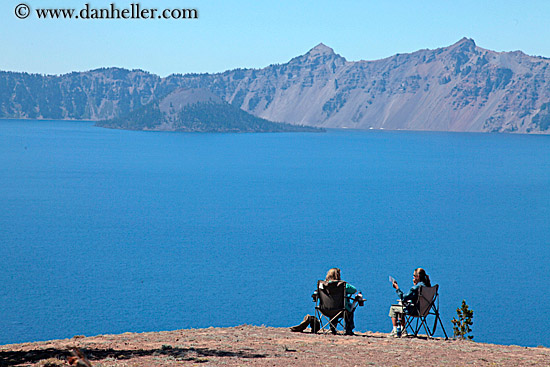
[2,0,550,76]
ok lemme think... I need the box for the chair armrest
[347,293,365,306]
[312,291,318,302]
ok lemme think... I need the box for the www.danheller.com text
[15,3,199,20]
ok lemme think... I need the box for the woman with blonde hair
[290,267,359,335]
[325,267,358,335]
[325,267,340,281]
[388,267,431,337]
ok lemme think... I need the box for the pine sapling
[451,299,474,340]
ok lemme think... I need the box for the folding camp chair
[314,280,347,334]
[403,284,448,340]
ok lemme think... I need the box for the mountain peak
[289,43,344,66]
[307,43,336,56]
[449,37,477,51]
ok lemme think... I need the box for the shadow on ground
[0,345,266,366]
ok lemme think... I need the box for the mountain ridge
[2,38,550,133]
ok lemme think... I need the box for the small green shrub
[452,299,474,340]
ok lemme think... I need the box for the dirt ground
[1,326,549,367]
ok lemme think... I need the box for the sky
[2,0,550,77]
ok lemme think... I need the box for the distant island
[97,88,321,133]
[2,38,550,133]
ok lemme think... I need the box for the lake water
[0,119,549,347]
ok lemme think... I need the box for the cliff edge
[1,326,548,366]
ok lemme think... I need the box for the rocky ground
[1,326,549,367]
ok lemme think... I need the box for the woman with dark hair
[388,268,431,337]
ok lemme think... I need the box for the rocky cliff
[2,38,550,133]
[0,68,162,121]
[170,38,550,133]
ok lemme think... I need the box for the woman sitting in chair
[325,267,358,335]
[388,267,431,337]
[290,267,359,335]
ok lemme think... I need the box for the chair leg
[404,315,413,335]
[329,313,344,335]
[413,318,421,337]
[310,316,320,333]
[424,310,449,340]
[421,317,433,339]
[435,312,448,340]
[315,309,345,335]
[315,309,327,333]
[402,316,408,334]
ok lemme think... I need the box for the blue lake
[0,119,549,347]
